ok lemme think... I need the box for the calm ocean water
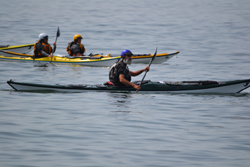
[1,0,250,167]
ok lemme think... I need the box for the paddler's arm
[40,50,52,58]
[40,43,56,58]
[119,74,141,90]
[130,66,150,76]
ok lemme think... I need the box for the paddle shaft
[50,27,60,63]
[136,48,157,93]
[49,38,57,63]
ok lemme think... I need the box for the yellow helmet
[73,34,82,41]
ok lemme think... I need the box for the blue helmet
[121,50,133,58]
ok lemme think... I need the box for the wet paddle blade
[148,47,157,66]
[56,27,60,37]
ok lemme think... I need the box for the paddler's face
[124,55,132,65]
[44,37,48,43]
[78,38,82,44]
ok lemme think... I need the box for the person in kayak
[66,34,85,57]
[109,49,149,90]
[33,33,56,58]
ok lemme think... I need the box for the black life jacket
[66,41,85,56]
[109,60,131,86]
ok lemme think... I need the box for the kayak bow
[0,44,34,54]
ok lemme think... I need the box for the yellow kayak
[0,54,120,67]
[0,48,179,66]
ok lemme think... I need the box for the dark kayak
[7,79,250,94]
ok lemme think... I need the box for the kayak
[0,44,34,55]
[0,49,179,65]
[7,79,250,94]
[0,54,120,67]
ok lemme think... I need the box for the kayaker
[66,34,85,57]
[109,50,149,90]
[33,33,56,58]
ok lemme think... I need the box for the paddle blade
[152,47,157,61]
[148,47,157,66]
[56,27,60,37]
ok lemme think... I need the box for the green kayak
[7,79,250,94]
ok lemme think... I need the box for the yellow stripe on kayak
[0,44,34,50]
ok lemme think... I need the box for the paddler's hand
[53,42,56,47]
[133,84,141,90]
[144,66,150,72]
[48,55,53,58]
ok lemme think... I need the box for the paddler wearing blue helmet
[108,49,149,90]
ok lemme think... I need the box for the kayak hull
[0,49,179,65]
[0,44,34,54]
[7,79,250,94]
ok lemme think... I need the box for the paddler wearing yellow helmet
[66,34,85,56]
[33,33,56,58]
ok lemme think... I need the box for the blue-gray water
[1,0,250,167]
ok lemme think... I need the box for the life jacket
[66,41,85,56]
[33,41,52,57]
[109,60,131,86]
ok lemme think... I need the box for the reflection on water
[34,63,56,71]
[34,67,49,71]
[108,93,133,99]
[33,63,50,67]
[108,93,133,109]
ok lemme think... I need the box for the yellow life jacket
[33,41,52,57]
[66,41,85,56]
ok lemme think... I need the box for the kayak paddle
[50,26,60,63]
[136,47,157,93]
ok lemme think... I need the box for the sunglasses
[125,54,132,57]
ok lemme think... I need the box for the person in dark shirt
[33,33,56,58]
[66,34,85,56]
[109,50,149,90]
